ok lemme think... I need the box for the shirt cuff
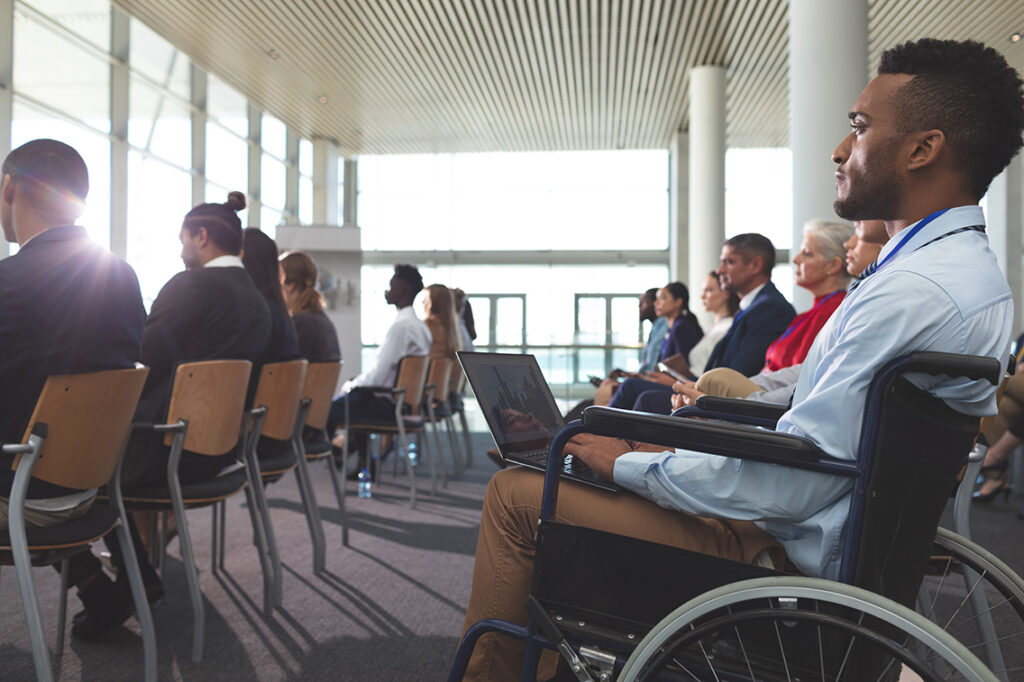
[612,449,673,493]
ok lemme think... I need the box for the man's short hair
[643,287,658,300]
[879,38,1024,200]
[182,191,246,255]
[2,139,89,208]
[724,233,776,275]
[393,263,424,295]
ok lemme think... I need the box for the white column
[986,155,1023,335]
[342,158,358,226]
[668,130,688,285]
[284,130,299,222]
[190,65,207,207]
[313,137,340,226]
[108,9,129,258]
[247,103,261,226]
[789,0,867,310]
[687,66,726,321]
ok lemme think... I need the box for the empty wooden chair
[295,361,345,551]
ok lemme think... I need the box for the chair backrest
[252,359,309,439]
[302,361,343,430]
[13,367,149,490]
[163,360,252,454]
[394,355,429,415]
[426,357,453,403]
[850,364,991,607]
[450,363,467,396]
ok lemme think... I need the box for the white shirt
[343,305,432,391]
[613,206,1012,579]
[203,254,244,268]
[738,283,767,310]
[688,315,733,376]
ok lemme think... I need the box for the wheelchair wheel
[618,576,996,682]
[918,527,1024,682]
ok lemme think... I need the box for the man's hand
[670,381,705,410]
[640,370,676,386]
[563,434,631,481]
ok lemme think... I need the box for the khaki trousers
[0,496,94,530]
[460,467,783,681]
[695,367,763,398]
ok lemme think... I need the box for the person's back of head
[180,191,246,266]
[242,227,287,313]
[878,39,1024,201]
[724,233,776,276]
[426,283,462,352]
[1,139,89,243]
[280,250,324,314]
[387,263,424,308]
[803,219,855,285]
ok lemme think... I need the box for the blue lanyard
[871,208,951,277]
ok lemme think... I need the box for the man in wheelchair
[457,38,1024,681]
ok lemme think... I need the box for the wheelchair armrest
[906,351,1002,385]
[581,406,837,470]
[692,395,789,422]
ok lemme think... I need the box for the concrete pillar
[789,0,868,310]
[108,8,129,258]
[668,130,690,307]
[285,130,299,222]
[986,155,1023,335]
[190,65,207,207]
[313,137,340,226]
[342,158,358,227]
[687,66,726,321]
[247,103,261,226]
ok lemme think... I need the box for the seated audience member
[242,228,300,365]
[458,38,1021,680]
[0,139,145,532]
[68,191,273,639]
[452,287,476,352]
[606,282,703,410]
[280,249,343,452]
[590,288,667,407]
[328,264,432,473]
[679,219,887,405]
[423,283,462,363]
[682,272,739,376]
[280,250,342,364]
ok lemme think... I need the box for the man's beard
[834,179,902,221]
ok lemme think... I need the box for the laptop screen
[457,352,565,453]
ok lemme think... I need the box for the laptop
[457,351,621,493]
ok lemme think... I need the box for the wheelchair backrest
[848,375,980,608]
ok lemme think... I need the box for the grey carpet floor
[3,433,1024,681]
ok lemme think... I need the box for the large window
[358,151,669,251]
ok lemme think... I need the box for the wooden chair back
[13,367,149,490]
[252,360,309,440]
[163,360,252,453]
[451,366,467,396]
[395,355,429,415]
[427,357,453,403]
[302,361,343,430]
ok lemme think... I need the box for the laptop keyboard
[516,448,593,475]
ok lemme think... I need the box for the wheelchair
[450,352,1023,681]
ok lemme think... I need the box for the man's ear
[906,130,945,172]
[2,174,14,205]
[195,226,210,247]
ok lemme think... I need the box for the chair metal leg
[324,450,349,547]
[294,436,327,574]
[113,518,158,682]
[168,490,205,662]
[55,559,69,658]
[241,480,275,617]
[430,420,448,488]
[445,415,463,479]
[210,503,219,574]
[218,501,227,570]
[457,408,473,467]
[244,452,282,611]
[421,429,437,495]
[397,422,416,507]
[158,511,168,583]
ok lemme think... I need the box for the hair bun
[226,191,247,212]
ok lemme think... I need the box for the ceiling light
[266,48,280,59]
[1012,33,1022,43]
[318,95,329,105]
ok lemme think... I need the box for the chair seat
[303,429,331,455]
[122,468,249,509]
[259,448,298,479]
[0,505,118,560]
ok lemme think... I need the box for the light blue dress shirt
[639,316,669,373]
[613,206,1012,579]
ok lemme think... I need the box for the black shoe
[71,574,164,641]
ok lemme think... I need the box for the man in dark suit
[68,191,272,641]
[704,233,796,376]
[0,138,145,526]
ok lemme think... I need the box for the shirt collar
[203,254,244,268]
[875,205,984,265]
[739,282,767,310]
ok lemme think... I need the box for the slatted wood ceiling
[111,0,1024,154]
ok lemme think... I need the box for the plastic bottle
[408,440,418,467]
[357,467,372,498]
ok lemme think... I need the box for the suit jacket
[706,281,796,377]
[0,225,145,497]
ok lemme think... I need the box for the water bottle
[408,441,418,467]
[357,467,372,498]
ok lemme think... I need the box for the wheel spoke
[942,569,988,632]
